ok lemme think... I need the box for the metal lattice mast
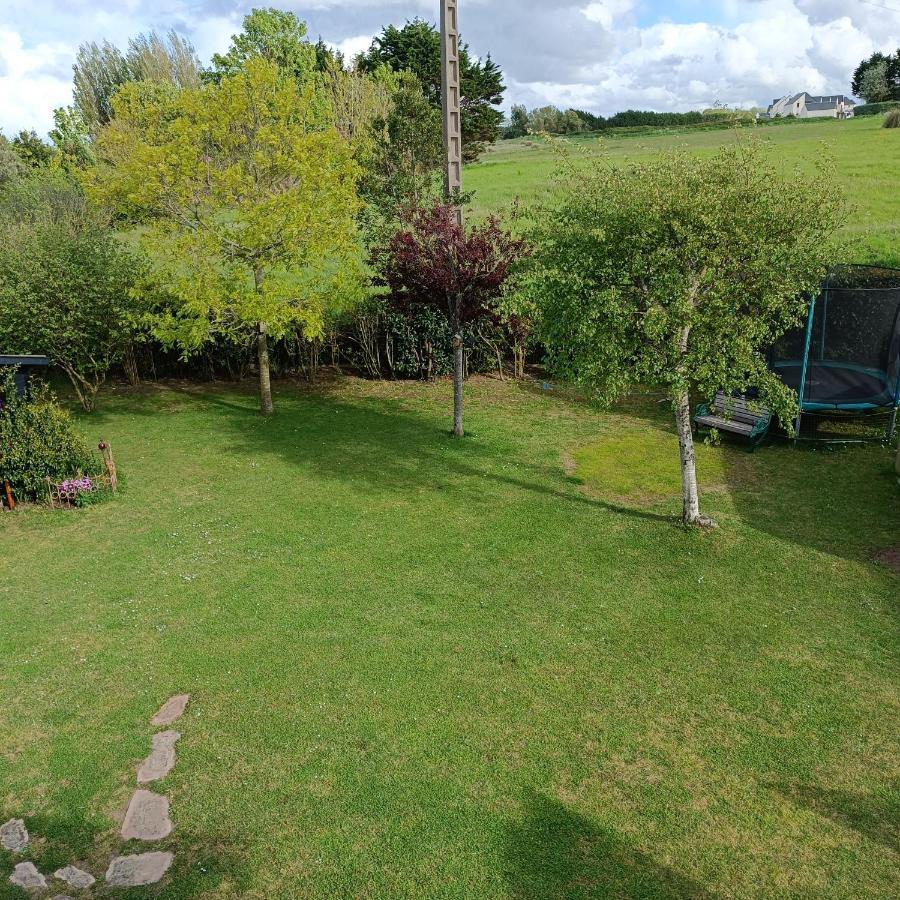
[441,0,463,225]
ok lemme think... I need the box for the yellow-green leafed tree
[86,57,364,416]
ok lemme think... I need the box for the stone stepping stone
[137,730,181,783]
[53,865,95,889]
[50,895,75,900]
[121,789,173,841]
[151,694,190,727]
[9,861,47,891]
[0,818,28,852]
[105,851,173,887]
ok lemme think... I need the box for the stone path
[53,865,95,889]
[0,819,28,853]
[9,861,47,891]
[105,851,174,887]
[138,730,180,783]
[121,790,173,841]
[3,692,190,894]
[151,693,190,727]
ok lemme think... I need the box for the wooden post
[99,440,118,493]
[441,0,463,228]
[2,479,14,511]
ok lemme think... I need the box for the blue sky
[2,1,899,135]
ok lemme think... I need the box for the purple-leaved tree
[375,203,527,437]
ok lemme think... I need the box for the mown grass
[1,378,897,898]
[467,116,900,267]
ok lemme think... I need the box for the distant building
[766,93,856,119]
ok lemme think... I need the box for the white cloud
[1,0,899,135]
[333,34,374,62]
[0,27,72,135]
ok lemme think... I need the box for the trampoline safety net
[769,265,900,413]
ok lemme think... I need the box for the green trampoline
[769,266,900,441]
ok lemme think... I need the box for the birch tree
[520,142,844,526]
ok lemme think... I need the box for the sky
[1,0,899,135]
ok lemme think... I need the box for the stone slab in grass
[138,730,181,783]
[121,789,173,840]
[9,861,47,891]
[53,865,95,889]
[105,851,173,887]
[0,818,28,852]
[50,895,75,900]
[151,694,190,727]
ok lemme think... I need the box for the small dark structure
[0,355,51,404]
[769,266,900,442]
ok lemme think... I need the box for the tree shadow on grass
[503,792,715,900]
[604,388,900,566]
[151,380,676,526]
[0,813,253,900]
[772,779,900,855]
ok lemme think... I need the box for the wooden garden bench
[694,392,771,449]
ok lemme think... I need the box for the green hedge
[855,101,900,117]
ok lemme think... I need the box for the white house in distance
[766,93,856,119]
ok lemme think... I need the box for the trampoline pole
[795,297,816,445]
[889,406,898,444]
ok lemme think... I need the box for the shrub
[855,101,900,117]
[0,372,98,501]
[884,109,900,128]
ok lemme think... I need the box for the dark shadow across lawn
[503,792,715,899]
[772,779,900,855]
[90,379,675,527]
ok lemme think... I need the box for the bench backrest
[712,392,769,424]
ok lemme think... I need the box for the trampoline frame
[786,270,900,444]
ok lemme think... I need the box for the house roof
[768,92,856,112]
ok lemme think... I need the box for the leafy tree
[360,19,505,161]
[520,143,845,526]
[72,40,132,134]
[127,30,201,89]
[858,61,893,104]
[0,135,27,187]
[207,7,316,84]
[11,130,54,169]
[852,50,900,101]
[363,73,444,230]
[375,203,526,436]
[572,109,606,131]
[0,173,140,412]
[72,30,201,134]
[503,105,529,139]
[87,58,364,417]
[49,106,95,170]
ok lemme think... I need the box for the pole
[441,0,463,227]
[794,297,817,444]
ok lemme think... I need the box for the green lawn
[467,117,900,267]
[1,378,898,898]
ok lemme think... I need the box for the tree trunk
[452,332,464,437]
[257,323,274,417]
[254,266,274,417]
[674,389,713,527]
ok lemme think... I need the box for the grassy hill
[467,116,900,268]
